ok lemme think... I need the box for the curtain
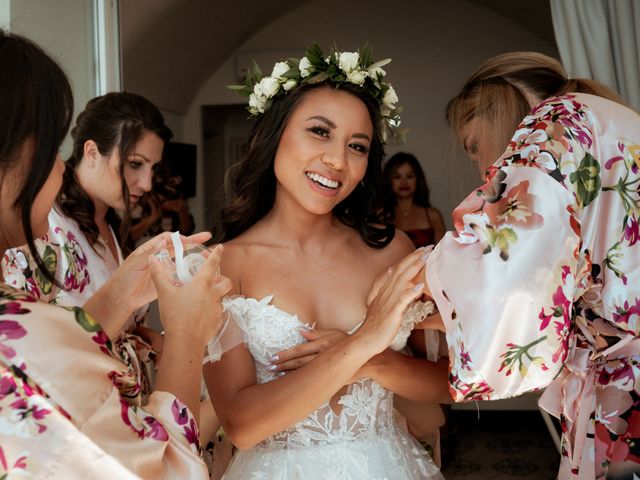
[551,0,640,110]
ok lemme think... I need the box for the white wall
[9,0,96,158]
[177,0,557,230]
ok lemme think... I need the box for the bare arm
[359,350,451,403]
[204,250,425,450]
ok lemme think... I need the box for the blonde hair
[446,51,626,165]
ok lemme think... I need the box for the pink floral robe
[427,93,640,479]
[2,208,155,399]
[0,286,208,478]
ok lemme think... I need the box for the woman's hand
[355,249,426,355]
[112,231,213,314]
[83,231,213,339]
[270,328,348,373]
[151,244,232,421]
[149,244,232,345]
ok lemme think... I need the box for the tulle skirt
[222,429,444,480]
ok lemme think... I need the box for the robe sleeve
[0,291,208,479]
[427,95,596,402]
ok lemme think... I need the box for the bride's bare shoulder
[219,227,276,289]
[366,228,417,268]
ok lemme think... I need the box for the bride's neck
[265,200,340,249]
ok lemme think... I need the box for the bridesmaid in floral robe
[2,91,173,400]
[424,52,640,479]
[0,29,230,478]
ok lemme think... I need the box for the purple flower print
[623,215,639,246]
[0,320,27,360]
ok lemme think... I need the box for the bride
[203,45,449,479]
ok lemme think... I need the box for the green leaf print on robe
[483,225,518,261]
[33,245,57,296]
[73,307,102,332]
[570,152,601,207]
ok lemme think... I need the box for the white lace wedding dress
[206,295,444,480]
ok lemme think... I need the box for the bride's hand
[366,246,433,307]
[270,328,348,373]
[356,249,426,355]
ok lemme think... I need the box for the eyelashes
[306,125,369,154]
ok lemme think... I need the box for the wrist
[346,330,385,360]
[84,283,132,339]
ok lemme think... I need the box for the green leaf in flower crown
[250,59,263,79]
[288,57,301,68]
[360,43,373,67]
[306,71,330,84]
[306,43,325,66]
[281,68,300,79]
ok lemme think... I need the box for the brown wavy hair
[59,92,172,255]
[213,82,394,248]
[446,51,627,168]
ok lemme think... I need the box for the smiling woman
[203,45,449,479]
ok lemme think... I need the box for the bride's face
[273,86,372,215]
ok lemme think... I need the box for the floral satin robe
[2,208,155,399]
[427,93,640,479]
[0,286,208,478]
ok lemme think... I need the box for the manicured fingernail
[270,355,279,362]
[413,282,425,292]
[266,364,277,371]
[276,371,286,377]
[300,325,312,332]
[420,246,433,261]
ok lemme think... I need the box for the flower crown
[229,44,403,141]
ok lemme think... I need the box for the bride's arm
[204,334,375,450]
[274,330,451,404]
[203,250,426,451]
[358,349,451,403]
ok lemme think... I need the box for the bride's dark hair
[214,83,394,248]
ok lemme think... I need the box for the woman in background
[381,152,445,248]
[381,151,449,466]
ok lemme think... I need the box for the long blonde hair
[446,51,626,167]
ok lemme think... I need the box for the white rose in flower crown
[346,69,367,86]
[282,79,297,91]
[367,59,391,79]
[338,52,359,73]
[299,57,313,78]
[368,66,386,78]
[382,85,398,110]
[258,76,280,98]
[271,61,290,79]
[249,93,265,113]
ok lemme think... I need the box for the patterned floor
[440,410,560,480]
